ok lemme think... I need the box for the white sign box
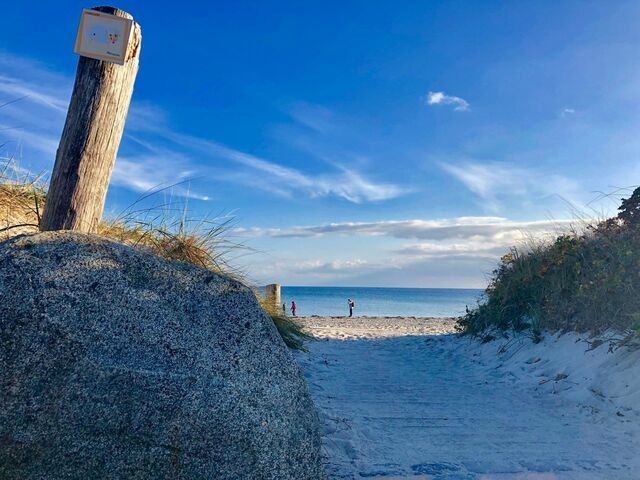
[74,9,132,65]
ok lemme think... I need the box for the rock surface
[0,232,324,479]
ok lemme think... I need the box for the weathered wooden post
[40,6,141,233]
[265,284,282,313]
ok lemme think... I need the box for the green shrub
[458,187,640,337]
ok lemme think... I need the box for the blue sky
[1,1,639,287]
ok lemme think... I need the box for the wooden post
[265,284,281,313]
[40,6,141,233]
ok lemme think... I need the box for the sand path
[294,317,640,480]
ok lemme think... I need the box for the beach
[294,316,640,479]
[294,315,458,339]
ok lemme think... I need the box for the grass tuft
[258,296,312,350]
[98,214,244,279]
[0,162,45,238]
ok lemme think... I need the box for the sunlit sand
[294,316,640,479]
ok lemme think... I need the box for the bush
[458,187,640,338]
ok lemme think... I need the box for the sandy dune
[294,317,640,479]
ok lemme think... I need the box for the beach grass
[458,186,640,346]
[0,171,243,276]
[0,162,45,238]
[257,298,312,350]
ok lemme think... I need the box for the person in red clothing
[291,300,297,317]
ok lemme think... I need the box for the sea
[277,286,484,318]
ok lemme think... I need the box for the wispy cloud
[233,216,576,241]
[0,75,68,113]
[560,107,576,118]
[0,124,60,160]
[438,160,581,212]
[395,242,508,258]
[0,53,71,161]
[0,51,404,204]
[288,258,369,274]
[426,91,470,111]
[126,103,171,132]
[287,102,336,134]
[243,216,579,286]
[439,161,525,210]
[112,156,209,200]
[166,132,405,203]
[270,102,417,199]
[248,257,377,285]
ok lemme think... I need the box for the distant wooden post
[265,284,281,313]
[40,6,141,233]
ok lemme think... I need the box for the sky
[1,1,639,288]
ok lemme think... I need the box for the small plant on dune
[0,162,45,238]
[257,296,311,351]
[458,187,640,342]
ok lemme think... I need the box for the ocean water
[278,286,484,318]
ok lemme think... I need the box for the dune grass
[98,212,243,279]
[458,187,640,346]
[0,162,44,238]
[0,160,245,274]
[257,298,312,350]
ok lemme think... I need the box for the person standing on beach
[347,298,355,317]
[291,300,297,317]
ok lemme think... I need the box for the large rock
[0,232,324,479]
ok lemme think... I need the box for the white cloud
[560,107,576,117]
[111,156,209,201]
[0,58,202,202]
[395,242,508,258]
[243,216,580,287]
[287,102,336,134]
[126,103,170,132]
[233,216,576,242]
[289,258,369,273]
[248,257,376,285]
[439,161,524,210]
[426,91,470,111]
[0,75,68,113]
[438,160,581,212]
[0,123,60,158]
[0,51,405,205]
[167,132,405,203]
[0,54,72,162]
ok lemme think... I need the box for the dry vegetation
[0,165,44,239]
[259,299,312,350]
[0,164,239,276]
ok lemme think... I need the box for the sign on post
[40,6,141,233]
[74,8,133,65]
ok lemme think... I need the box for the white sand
[295,315,457,340]
[294,316,640,479]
